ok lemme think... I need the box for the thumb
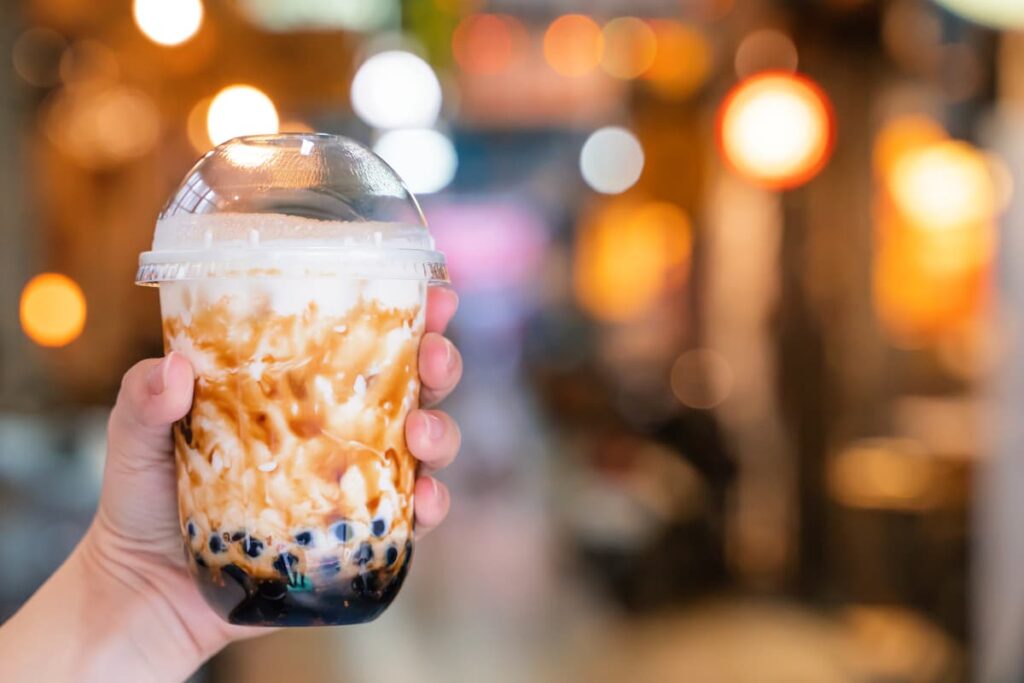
[107,353,194,465]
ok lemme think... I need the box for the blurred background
[2,0,1024,680]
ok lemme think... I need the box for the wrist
[74,522,232,680]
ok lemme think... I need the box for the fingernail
[423,411,444,441]
[429,476,440,501]
[146,354,172,395]
[444,340,456,371]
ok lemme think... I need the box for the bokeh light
[12,27,66,88]
[374,128,458,194]
[642,20,712,99]
[828,439,941,511]
[351,50,442,129]
[132,0,204,47]
[45,85,161,169]
[671,349,734,409]
[206,84,279,146]
[872,115,947,179]
[888,140,996,231]
[452,14,527,75]
[932,0,1024,30]
[20,273,87,348]
[59,41,119,85]
[579,127,645,195]
[717,72,835,189]
[236,0,397,32]
[575,200,693,322]
[600,17,658,80]
[734,29,798,78]
[543,14,604,78]
[187,97,213,153]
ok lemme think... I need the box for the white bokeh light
[133,0,204,46]
[579,126,645,194]
[373,128,457,194]
[206,84,279,146]
[933,0,1024,29]
[351,51,442,130]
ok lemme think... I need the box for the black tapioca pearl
[352,572,380,595]
[257,580,287,602]
[230,530,247,542]
[371,518,388,538]
[294,531,314,547]
[193,553,207,568]
[354,542,374,566]
[318,558,341,577]
[209,535,225,553]
[386,545,399,567]
[242,537,264,558]
[186,520,196,538]
[331,521,352,543]
[273,552,299,578]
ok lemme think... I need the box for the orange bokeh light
[872,115,947,179]
[20,273,87,347]
[600,17,657,80]
[543,14,604,78]
[453,13,527,75]
[717,71,835,189]
[642,20,712,99]
[888,140,996,232]
[574,199,693,322]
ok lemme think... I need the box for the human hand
[0,288,462,683]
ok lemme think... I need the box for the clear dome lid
[136,134,448,285]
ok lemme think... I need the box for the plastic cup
[135,134,449,626]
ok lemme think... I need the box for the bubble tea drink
[135,135,448,626]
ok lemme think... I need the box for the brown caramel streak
[165,294,423,539]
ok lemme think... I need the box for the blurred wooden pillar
[0,8,42,407]
[776,39,883,595]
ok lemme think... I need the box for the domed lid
[136,134,448,285]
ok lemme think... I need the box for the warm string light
[452,14,527,75]
[871,115,1005,346]
[133,0,204,46]
[642,20,712,99]
[20,273,87,347]
[206,84,279,146]
[600,17,657,80]
[543,14,604,77]
[717,71,835,189]
[574,199,692,322]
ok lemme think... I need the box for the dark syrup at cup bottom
[191,542,413,626]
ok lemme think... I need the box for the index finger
[425,287,458,334]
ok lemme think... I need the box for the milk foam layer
[162,275,426,584]
[153,212,435,251]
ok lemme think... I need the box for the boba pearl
[331,521,353,543]
[209,535,225,553]
[354,542,374,565]
[242,537,264,558]
[294,530,314,547]
[273,552,299,578]
[186,520,196,538]
[371,517,388,538]
[386,545,399,566]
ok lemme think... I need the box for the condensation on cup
[135,134,450,626]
